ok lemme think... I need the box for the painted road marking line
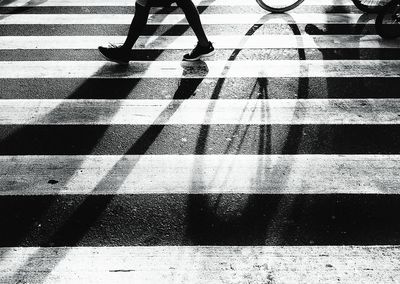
[1,35,399,50]
[0,99,398,125]
[0,246,399,283]
[0,13,376,25]
[0,0,361,7]
[1,60,399,78]
[0,155,399,195]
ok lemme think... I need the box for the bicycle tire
[256,0,305,13]
[352,0,391,13]
[376,0,400,38]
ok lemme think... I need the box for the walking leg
[122,2,152,49]
[98,1,151,64]
[175,0,209,46]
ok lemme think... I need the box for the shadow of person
[0,62,142,265]
[42,60,209,246]
[303,11,400,155]
[304,11,394,99]
[0,0,48,21]
[0,60,209,283]
[43,60,209,241]
[0,0,47,7]
[0,62,140,283]
[0,64,137,156]
[0,0,217,280]
[0,0,216,279]
[96,60,209,180]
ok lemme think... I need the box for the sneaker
[98,44,131,65]
[183,41,215,61]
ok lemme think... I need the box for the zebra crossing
[0,0,370,7]
[1,246,400,283]
[1,154,400,194]
[0,99,400,125]
[1,0,400,283]
[0,13,383,24]
[2,34,400,49]
[2,60,400,78]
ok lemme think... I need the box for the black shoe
[98,44,131,65]
[183,41,215,61]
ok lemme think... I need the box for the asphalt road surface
[1,0,400,283]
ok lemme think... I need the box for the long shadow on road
[0,61,209,283]
[0,2,215,282]
[186,11,400,247]
[186,14,311,246]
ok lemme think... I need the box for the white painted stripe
[0,0,358,7]
[0,99,399,125]
[0,13,374,25]
[0,155,399,195]
[2,35,399,50]
[1,60,399,78]
[0,246,399,284]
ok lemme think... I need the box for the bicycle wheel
[376,0,400,38]
[256,0,305,13]
[352,0,392,13]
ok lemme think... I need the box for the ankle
[120,44,131,51]
[198,41,210,48]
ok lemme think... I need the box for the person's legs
[99,0,215,63]
[176,0,215,61]
[122,1,151,49]
[175,0,208,46]
[98,1,151,64]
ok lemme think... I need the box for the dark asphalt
[0,23,381,36]
[1,194,400,246]
[0,125,399,155]
[2,77,400,99]
[0,4,367,15]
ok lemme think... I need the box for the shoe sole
[183,50,215,62]
[98,49,129,65]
